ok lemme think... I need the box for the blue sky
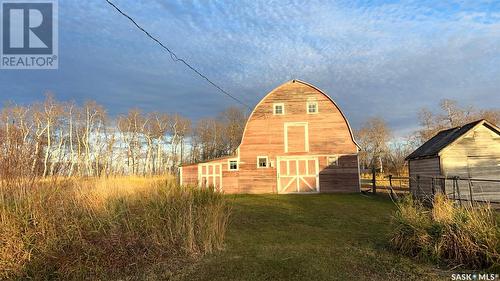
[1,0,500,136]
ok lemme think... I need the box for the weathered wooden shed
[406,119,500,199]
[180,80,361,194]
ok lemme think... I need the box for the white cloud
[2,0,499,137]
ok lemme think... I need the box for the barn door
[199,163,222,191]
[277,157,319,193]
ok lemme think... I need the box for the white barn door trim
[276,156,319,193]
[198,163,223,191]
[284,122,309,153]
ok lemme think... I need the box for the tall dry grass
[391,194,500,269]
[0,176,231,280]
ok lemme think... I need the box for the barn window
[228,159,238,171]
[257,156,269,168]
[307,101,318,114]
[273,103,284,115]
[327,156,339,167]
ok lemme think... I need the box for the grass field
[174,194,447,281]
[0,177,230,280]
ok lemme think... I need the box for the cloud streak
[0,0,499,135]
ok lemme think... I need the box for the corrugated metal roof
[405,119,484,160]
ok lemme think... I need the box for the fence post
[431,177,435,195]
[468,179,474,206]
[455,177,462,206]
[452,177,456,201]
[388,175,395,200]
[416,175,421,198]
[372,166,377,194]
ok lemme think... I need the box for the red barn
[180,80,360,193]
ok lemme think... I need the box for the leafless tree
[0,94,245,183]
[169,114,191,171]
[417,99,500,143]
[356,117,392,171]
[384,135,419,176]
[217,106,247,155]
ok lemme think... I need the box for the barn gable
[238,80,360,151]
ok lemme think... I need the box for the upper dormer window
[307,101,318,114]
[273,103,284,115]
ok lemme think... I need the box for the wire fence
[362,173,500,206]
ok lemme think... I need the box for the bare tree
[169,114,191,171]
[41,94,63,177]
[384,135,418,176]
[0,95,247,180]
[217,106,247,155]
[417,99,500,143]
[356,117,392,172]
[150,112,169,174]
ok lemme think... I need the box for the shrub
[0,177,231,280]
[391,194,500,269]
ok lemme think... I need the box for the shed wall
[408,157,441,198]
[441,124,500,178]
[440,124,500,201]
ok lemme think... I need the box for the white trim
[179,167,183,186]
[327,155,339,167]
[357,154,361,192]
[284,122,309,153]
[198,162,223,191]
[316,158,320,192]
[227,158,239,171]
[276,156,319,193]
[277,153,357,158]
[306,101,318,114]
[198,164,201,188]
[273,103,285,115]
[257,156,269,168]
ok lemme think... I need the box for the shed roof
[405,119,498,160]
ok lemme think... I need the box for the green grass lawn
[174,194,447,281]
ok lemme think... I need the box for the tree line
[2,93,496,183]
[356,99,500,176]
[0,94,246,183]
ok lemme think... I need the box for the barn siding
[180,164,198,186]
[408,157,441,198]
[319,154,360,192]
[182,80,360,194]
[238,81,359,193]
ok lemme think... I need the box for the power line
[105,0,252,110]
